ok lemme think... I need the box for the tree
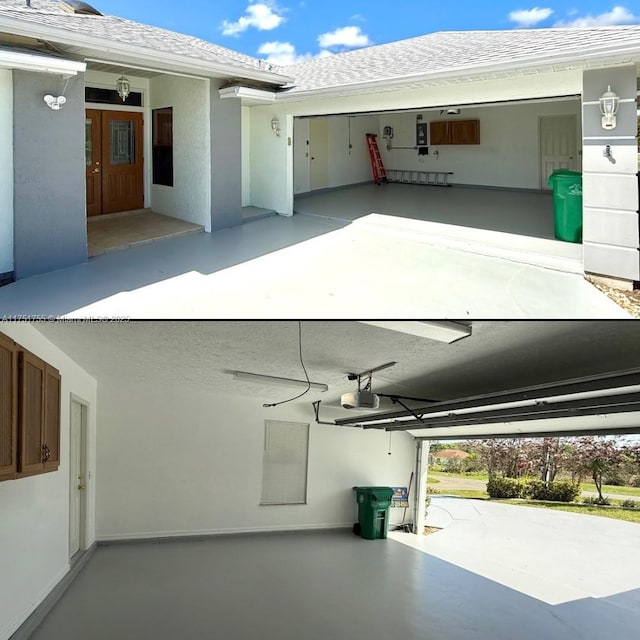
[573,436,625,501]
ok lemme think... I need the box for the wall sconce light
[271,116,281,136]
[599,85,619,130]
[44,94,67,110]
[116,75,131,102]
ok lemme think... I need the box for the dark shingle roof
[0,0,283,78]
[278,26,640,93]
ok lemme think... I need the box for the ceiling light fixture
[359,321,471,344]
[231,371,328,392]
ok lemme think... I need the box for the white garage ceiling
[30,321,640,433]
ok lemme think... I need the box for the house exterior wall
[241,106,251,206]
[13,71,87,279]
[150,75,211,231]
[249,69,584,214]
[582,66,639,281]
[0,323,97,640]
[210,81,242,230]
[0,69,13,277]
[96,377,415,540]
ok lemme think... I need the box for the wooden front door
[85,110,144,216]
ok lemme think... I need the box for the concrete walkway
[0,214,628,318]
[391,496,640,636]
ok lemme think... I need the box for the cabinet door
[19,350,46,475]
[0,333,17,481]
[430,121,450,145]
[43,365,61,472]
[451,120,480,144]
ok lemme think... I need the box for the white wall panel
[96,379,415,540]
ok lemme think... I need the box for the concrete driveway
[390,496,640,638]
[0,214,628,318]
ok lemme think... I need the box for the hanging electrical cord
[263,321,312,408]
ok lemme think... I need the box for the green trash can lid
[550,169,581,176]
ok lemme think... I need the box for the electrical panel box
[382,126,394,139]
[416,122,428,146]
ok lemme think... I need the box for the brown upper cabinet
[0,333,18,480]
[429,119,480,145]
[0,332,61,482]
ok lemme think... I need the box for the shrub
[523,480,580,502]
[487,476,523,499]
[629,475,640,488]
[583,496,610,506]
[621,499,638,508]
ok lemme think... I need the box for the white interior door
[309,118,329,191]
[539,115,577,189]
[69,399,86,559]
[293,118,310,195]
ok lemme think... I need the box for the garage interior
[293,98,583,270]
[2,321,640,640]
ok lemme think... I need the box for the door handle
[93,169,100,174]
[78,484,86,490]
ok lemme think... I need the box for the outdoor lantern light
[116,75,131,102]
[271,116,281,136]
[599,85,619,130]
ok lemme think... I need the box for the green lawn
[501,500,640,524]
[429,470,488,481]
[580,483,640,497]
[429,489,488,499]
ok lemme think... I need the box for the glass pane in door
[110,120,136,165]
[85,119,92,166]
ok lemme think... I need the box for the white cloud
[257,41,332,66]
[317,26,371,49]
[554,5,638,27]
[508,7,554,28]
[222,3,285,36]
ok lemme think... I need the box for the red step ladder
[366,133,387,185]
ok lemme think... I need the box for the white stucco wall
[378,100,581,190]
[96,378,415,540]
[241,106,251,206]
[0,323,97,640]
[150,75,211,231]
[249,69,584,213]
[0,69,14,275]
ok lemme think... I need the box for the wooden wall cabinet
[429,119,480,145]
[0,332,61,482]
[0,333,18,480]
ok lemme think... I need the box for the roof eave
[0,14,293,85]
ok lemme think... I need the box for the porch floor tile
[87,210,203,257]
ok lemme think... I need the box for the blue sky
[97,1,640,65]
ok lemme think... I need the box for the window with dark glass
[153,107,174,187]
[85,87,143,107]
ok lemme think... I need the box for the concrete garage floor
[0,214,627,318]
[30,500,640,640]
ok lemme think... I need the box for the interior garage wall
[96,379,415,540]
[0,69,13,277]
[0,323,97,640]
[150,75,211,232]
[377,100,581,189]
[248,68,583,213]
[13,71,86,279]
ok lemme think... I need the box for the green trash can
[547,169,583,243]
[353,486,394,540]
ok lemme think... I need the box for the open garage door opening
[293,96,584,273]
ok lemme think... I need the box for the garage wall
[0,69,13,277]
[377,100,581,189]
[0,324,97,640]
[150,75,211,231]
[96,378,415,540]
[241,106,251,206]
[249,68,583,213]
